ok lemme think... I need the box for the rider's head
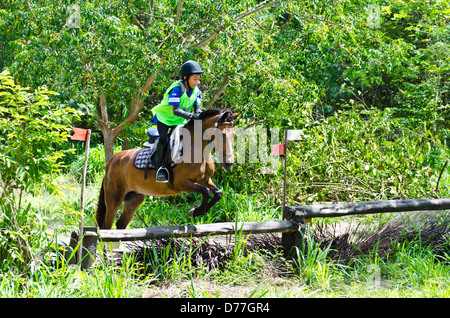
[180,60,204,90]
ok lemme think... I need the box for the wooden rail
[74,221,299,269]
[281,198,450,259]
[98,220,298,242]
[284,198,450,219]
[73,198,450,269]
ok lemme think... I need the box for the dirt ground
[142,277,303,298]
[120,233,307,298]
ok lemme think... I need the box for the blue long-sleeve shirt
[153,86,201,123]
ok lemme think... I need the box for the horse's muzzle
[221,152,234,170]
[221,162,233,170]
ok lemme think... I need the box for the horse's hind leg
[99,182,127,229]
[116,192,145,229]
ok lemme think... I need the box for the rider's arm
[193,90,201,114]
[169,86,201,119]
[169,86,193,119]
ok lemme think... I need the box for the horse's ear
[233,113,241,120]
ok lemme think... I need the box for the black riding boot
[154,142,169,183]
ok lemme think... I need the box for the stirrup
[156,166,169,183]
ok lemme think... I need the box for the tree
[1,0,279,162]
[1,0,448,163]
[0,70,77,196]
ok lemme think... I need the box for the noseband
[214,111,234,127]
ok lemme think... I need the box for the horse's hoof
[187,205,199,217]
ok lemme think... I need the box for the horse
[95,109,239,230]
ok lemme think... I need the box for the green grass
[0,252,153,297]
[2,172,450,298]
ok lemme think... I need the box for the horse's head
[212,110,239,170]
[194,109,239,170]
[184,109,239,170]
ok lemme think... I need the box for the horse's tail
[95,179,106,228]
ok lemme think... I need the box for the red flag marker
[71,127,89,141]
[270,144,286,156]
[69,127,91,265]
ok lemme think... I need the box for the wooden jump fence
[71,198,450,269]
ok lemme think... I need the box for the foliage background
[1,0,449,197]
[0,0,450,296]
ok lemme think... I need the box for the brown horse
[96,109,239,230]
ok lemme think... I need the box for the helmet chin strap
[183,77,192,92]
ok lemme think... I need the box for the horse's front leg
[203,179,222,212]
[180,179,212,217]
[187,179,223,217]
[188,190,212,217]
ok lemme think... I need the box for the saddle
[134,125,183,173]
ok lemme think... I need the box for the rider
[150,60,204,183]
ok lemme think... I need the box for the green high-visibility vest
[151,81,199,126]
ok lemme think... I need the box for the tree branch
[131,9,146,31]
[148,0,155,26]
[115,57,166,135]
[175,0,184,26]
[95,89,111,135]
[295,12,337,26]
[192,0,277,48]
[231,0,276,24]
[98,90,109,127]
[25,0,37,20]
[207,74,230,108]
[192,25,227,49]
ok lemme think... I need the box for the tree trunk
[95,60,164,164]
[103,131,116,164]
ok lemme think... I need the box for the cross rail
[284,198,450,220]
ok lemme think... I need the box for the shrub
[0,70,79,272]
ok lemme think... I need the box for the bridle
[214,111,234,128]
[213,111,234,163]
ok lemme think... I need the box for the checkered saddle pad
[134,125,183,170]
[134,147,157,169]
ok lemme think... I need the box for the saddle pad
[169,125,183,164]
[134,147,157,169]
[134,125,184,170]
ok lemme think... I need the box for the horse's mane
[184,108,234,128]
[199,108,222,119]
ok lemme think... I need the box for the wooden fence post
[80,226,98,270]
[281,207,306,259]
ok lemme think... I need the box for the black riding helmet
[180,60,204,80]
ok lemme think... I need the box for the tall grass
[141,237,201,282]
[293,227,348,290]
[2,136,450,298]
[3,185,450,298]
[0,240,153,298]
[386,239,450,294]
